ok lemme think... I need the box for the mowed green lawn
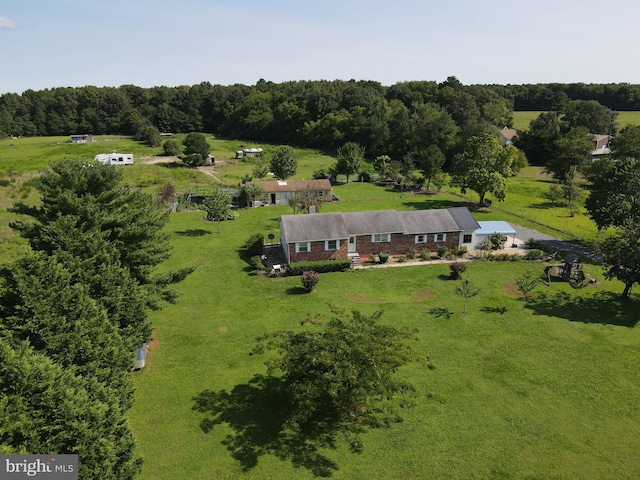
[512,111,640,131]
[454,166,598,242]
[2,136,640,478]
[128,196,640,479]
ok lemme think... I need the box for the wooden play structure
[543,253,585,285]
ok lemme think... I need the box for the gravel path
[512,224,603,263]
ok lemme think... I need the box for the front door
[348,236,356,253]
[270,193,276,205]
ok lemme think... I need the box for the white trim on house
[296,242,311,253]
[372,233,390,243]
[461,232,474,245]
[348,236,356,253]
[325,239,340,251]
[434,233,447,242]
[415,234,427,244]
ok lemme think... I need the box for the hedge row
[287,259,352,275]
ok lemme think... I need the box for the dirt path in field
[139,155,180,164]
[139,156,229,183]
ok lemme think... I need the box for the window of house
[318,191,324,197]
[415,235,426,244]
[296,242,310,253]
[325,239,339,251]
[372,233,390,243]
[463,234,472,244]
[434,233,446,242]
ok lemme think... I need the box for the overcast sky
[1,0,638,94]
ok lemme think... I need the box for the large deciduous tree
[411,144,446,190]
[450,134,518,206]
[202,188,232,232]
[585,157,640,229]
[136,125,161,147]
[599,221,640,301]
[585,156,640,300]
[269,146,298,180]
[610,125,640,160]
[252,307,417,443]
[335,142,365,183]
[562,99,618,135]
[515,111,562,166]
[544,127,593,182]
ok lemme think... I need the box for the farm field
[1,136,639,478]
[512,111,640,131]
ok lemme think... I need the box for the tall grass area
[127,205,640,479]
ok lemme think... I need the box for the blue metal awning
[476,221,516,236]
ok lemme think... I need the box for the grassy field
[450,166,599,242]
[2,136,640,478]
[513,111,640,131]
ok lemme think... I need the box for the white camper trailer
[94,151,134,165]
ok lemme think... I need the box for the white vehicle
[94,151,134,165]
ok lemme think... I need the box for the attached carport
[475,221,517,248]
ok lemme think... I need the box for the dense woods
[1,79,634,162]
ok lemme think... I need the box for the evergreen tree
[0,340,142,479]
[10,159,192,304]
[183,132,210,166]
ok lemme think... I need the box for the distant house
[498,126,519,146]
[589,134,612,160]
[251,179,332,206]
[279,207,479,264]
[70,134,94,144]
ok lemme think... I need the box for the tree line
[0,77,508,158]
[486,82,640,111]
[0,160,193,478]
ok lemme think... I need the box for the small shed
[475,221,517,248]
[70,134,94,144]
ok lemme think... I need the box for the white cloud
[0,17,17,29]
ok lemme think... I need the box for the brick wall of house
[286,232,461,263]
[288,239,349,263]
[355,232,461,257]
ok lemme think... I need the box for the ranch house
[279,207,480,264]
[252,179,332,206]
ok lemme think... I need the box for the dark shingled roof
[448,207,481,231]
[280,207,480,244]
[341,210,405,235]
[280,212,348,242]
[398,209,460,234]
